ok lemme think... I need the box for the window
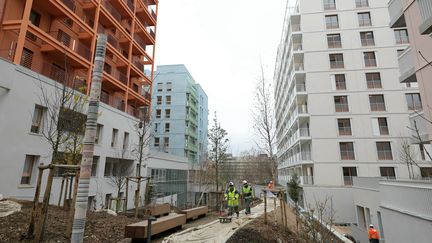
[166,95,171,105]
[343,167,357,186]
[334,96,349,112]
[157,83,162,92]
[154,137,160,147]
[165,109,171,118]
[358,12,372,26]
[21,155,37,184]
[163,137,169,148]
[360,31,375,46]
[91,156,99,176]
[30,105,44,133]
[364,52,377,67]
[111,128,118,147]
[157,96,162,105]
[377,118,389,135]
[165,123,170,132]
[380,167,396,179]
[377,142,393,160]
[154,123,159,133]
[29,10,41,26]
[338,119,352,136]
[405,93,422,110]
[95,124,103,144]
[123,132,129,150]
[20,48,34,69]
[156,109,161,118]
[394,29,409,44]
[366,73,382,89]
[57,29,71,46]
[420,144,426,160]
[340,142,355,160]
[356,0,369,8]
[325,15,339,29]
[166,82,172,91]
[420,167,432,178]
[323,0,336,10]
[327,34,342,48]
[369,95,386,111]
[329,54,344,68]
[335,74,346,90]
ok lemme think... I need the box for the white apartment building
[0,58,188,209]
[274,0,430,223]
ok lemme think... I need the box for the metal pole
[147,216,157,243]
[71,35,107,243]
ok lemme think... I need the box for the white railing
[301,175,314,185]
[388,0,403,26]
[398,47,415,80]
[419,0,432,33]
[299,127,310,137]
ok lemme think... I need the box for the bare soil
[0,200,141,243]
[226,214,298,243]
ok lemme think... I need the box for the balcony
[127,105,144,119]
[301,151,311,161]
[299,127,310,137]
[40,30,91,62]
[136,0,157,26]
[398,48,417,83]
[388,0,406,28]
[301,175,314,185]
[419,0,432,34]
[296,83,306,92]
[101,0,122,23]
[100,93,125,111]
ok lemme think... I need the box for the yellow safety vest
[225,189,239,206]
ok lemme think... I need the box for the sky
[155,0,288,155]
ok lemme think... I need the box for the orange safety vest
[368,228,380,239]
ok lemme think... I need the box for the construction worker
[267,180,274,189]
[368,224,380,243]
[241,180,254,215]
[224,181,239,218]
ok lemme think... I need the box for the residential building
[351,177,432,243]
[388,0,432,147]
[151,64,209,165]
[0,0,160,210]
[274,0,429,223]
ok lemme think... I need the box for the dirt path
[162,199,278,243]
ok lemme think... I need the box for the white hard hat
[242,180,247,184]
[229,181,234,186]
[369,224,374,228]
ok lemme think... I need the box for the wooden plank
[125,213,186,239]
[180,206,208,219]
[147,203,170,216]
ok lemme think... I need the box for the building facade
[0,0,157,118]
[274,0,429,223]
[388,0,432,150]
[151,64,209,165]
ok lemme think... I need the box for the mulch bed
[0,200,141,243]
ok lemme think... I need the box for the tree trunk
[71,35,107,243]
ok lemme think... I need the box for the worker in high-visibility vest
[241,180,254,215]
[224,181,239,218]
[368,224,380,243]
[267,180,274,189]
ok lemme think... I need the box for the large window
[364,52,377,67]
[156,109,161,118]
[165,109,171,118]
[326,15,339,29]
[154,137,160,147]
[21,155,38,185]
[163,137,170,148]
[377,142,393,160]
[420,167,432,178]
[166,95,171,105]
[20,48,34,69]
[334,96,349,112]
[323,0,336,10]
[91,156,99,177]
[165,123,170,132]
[369,95,386,111]
[338,118,352,136]
[380,167,396,179]
[123,132,129,150]
[358,12,372,26]
[340,142,355,160]
[157,96,162,105]
[330,53,344,68]
[343,167,357,186]
[30,105,45,134]
[394,29,409,44]
[335,74,346,90]
[356,0,369,8]
[405,93,422,110]
[95,124,103,144]
[377,118,389,135]
[111,128,118,148]
[360,31,375,46]
[166,82,172,91]
[327,34,342,48]
[366,73,382,89]
[157,83,162,92]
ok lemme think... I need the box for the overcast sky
[155,0,287,155]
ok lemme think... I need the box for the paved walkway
[162,198,278,243]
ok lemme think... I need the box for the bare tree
[208,112,229,209]
[398,138,421,179]
[190,160,216,206]
[107,157,134,213]
[252,66,277,183]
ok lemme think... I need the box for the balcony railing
[43,31,91,61]
[102,0,122,23]
[418,0,432,34]
[132,56,144,71]
[292,24,301,32]
[301,151,311,161]
[110,69,128,85]
[398,48,416,82]
[61,0,76,12]
[301,175,314,185]
[134,34,147,51]
[124,0,134,12]
[299,127,310,137]
[296,83,306,92]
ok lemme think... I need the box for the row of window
[323,0,369,10]
[155,108,171,118]
[156,95,171,105]
[154,137,170,148]
[337,117,388,136]
[328,51,378,69]
[325,12,372,29]
[156,82,173,92]
[332,73,383,90]
[154,122,170,133]
[333,93,422,113]
[339,141,393,161]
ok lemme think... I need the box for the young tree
[252,66,277,184]
[398,138,420,179]
[107,158,134,213]
[208,112,229,209]
[288,174,301,204]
